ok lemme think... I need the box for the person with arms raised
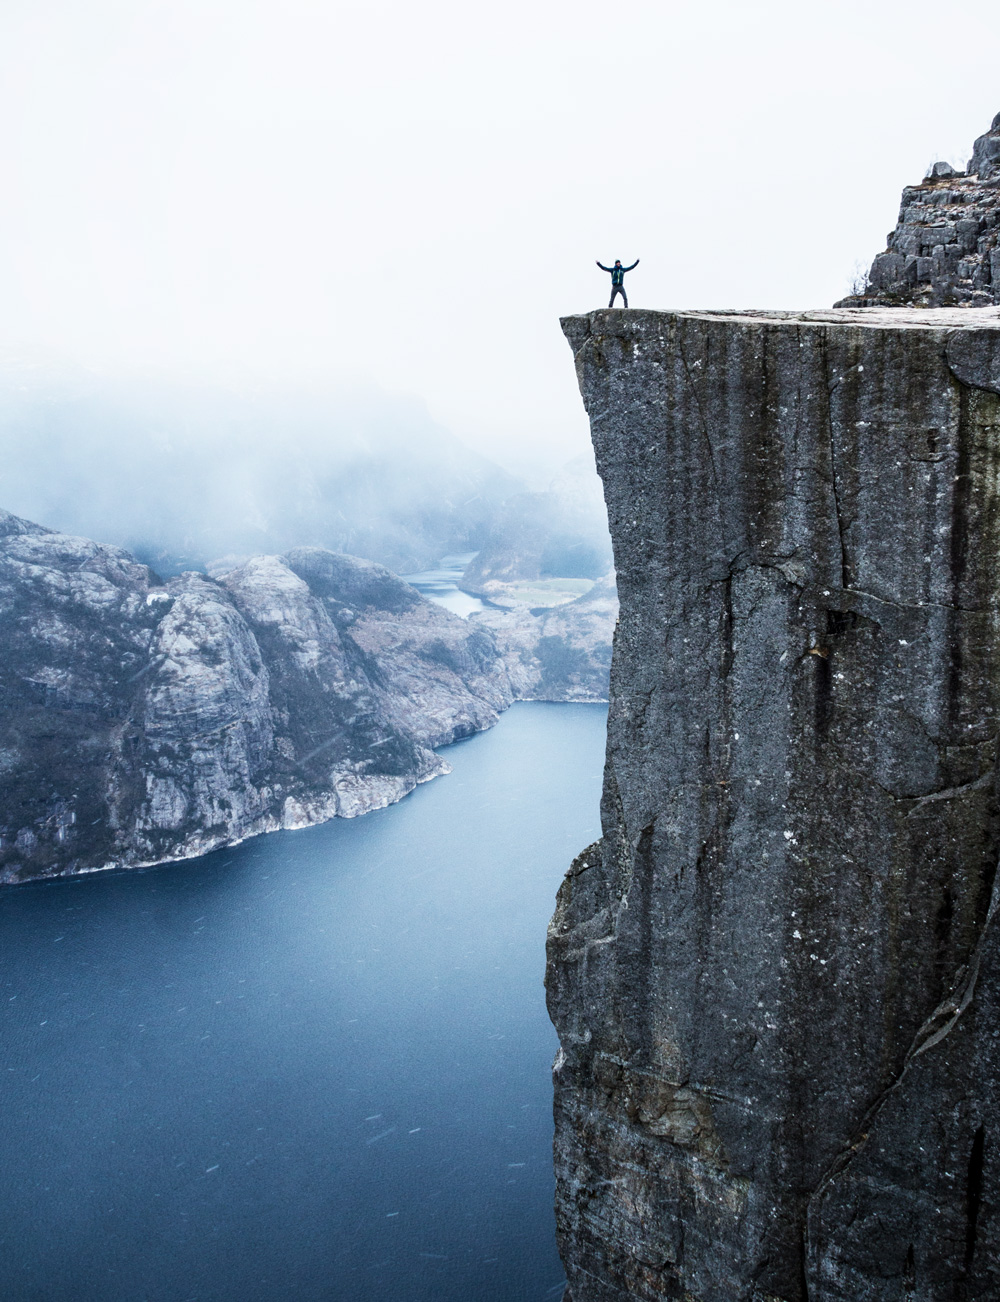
[596,257,639,307]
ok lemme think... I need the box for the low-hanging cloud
[0,362,523,574]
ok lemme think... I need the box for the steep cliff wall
[0,515,514,884]
[548,306,1000,1300]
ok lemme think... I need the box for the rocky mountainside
[838,111,1000,308]
[549,306,1000,1300]
[0,510,514,886]
[471,574,617,703]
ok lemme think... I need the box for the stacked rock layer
[548,306,1000,1300]
[840,112,1000,308]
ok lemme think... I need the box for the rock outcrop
[548,307,1000,1300]
[0,514,513,885]
[838,111,1000,308]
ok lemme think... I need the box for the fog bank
[0,363,521,574]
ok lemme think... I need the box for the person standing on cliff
[597,258,639,308]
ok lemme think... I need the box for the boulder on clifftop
[837,110,1000,309]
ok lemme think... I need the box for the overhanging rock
[547,306,1000,1301]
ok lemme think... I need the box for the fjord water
[0,702,606,1301]
[401,552,485,618]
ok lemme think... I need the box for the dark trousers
[609,283,628,308]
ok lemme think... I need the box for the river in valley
[0,702,607,1301]
[401,553,485,618]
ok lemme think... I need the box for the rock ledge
[549,307,1000,1300]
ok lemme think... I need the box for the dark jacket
[598,260,639,286]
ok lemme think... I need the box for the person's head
[614,260,621,266]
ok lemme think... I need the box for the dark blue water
[0,702,606,1302]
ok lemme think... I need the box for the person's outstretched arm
[596,261,612,272]
[624,259,639,271]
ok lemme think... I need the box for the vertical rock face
[547,307,1000,1300]
[838,111,1000,308]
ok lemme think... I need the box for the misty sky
[0,0,996,474]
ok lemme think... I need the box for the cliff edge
[548,306,1000,1299]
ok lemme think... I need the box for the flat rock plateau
[548,306,1000,1300]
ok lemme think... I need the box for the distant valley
[0,506,614,886]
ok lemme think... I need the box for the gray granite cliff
[548,306,1000,1300]
[839,111,1000,308]
[0,513,513,884]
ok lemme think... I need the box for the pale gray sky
[0,0,995,473]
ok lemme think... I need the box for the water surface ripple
[0,702,607,1301]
